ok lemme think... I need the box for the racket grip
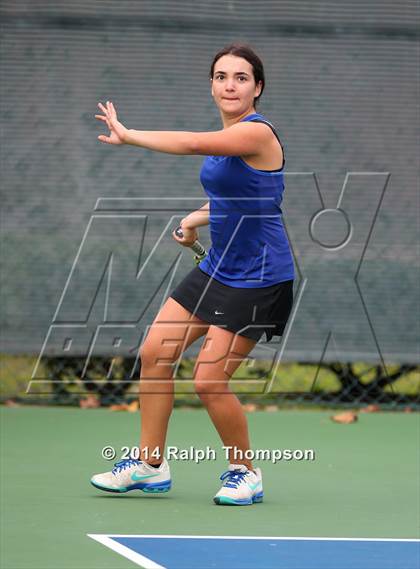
[175,226,207,262]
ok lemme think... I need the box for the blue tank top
[198,112,295,288]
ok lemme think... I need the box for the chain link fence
[1,355,418,410]
[1,2,419,410]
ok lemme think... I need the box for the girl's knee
[139,339,176,368]
[194,378,228,402]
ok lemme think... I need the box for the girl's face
[211,55,262,117]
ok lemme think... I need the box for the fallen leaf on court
[330,411,358,424]
[404,406,413,413]
[79,395,100,409]
[264,405,279,412]
[4,399,20,407]
[243,403,257,412]
[360,404,380,413]
[109,404,129,411]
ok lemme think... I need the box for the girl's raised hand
[95,101,128,145]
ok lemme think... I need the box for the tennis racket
[174,226,207,265]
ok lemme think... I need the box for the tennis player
[91,43,295,506]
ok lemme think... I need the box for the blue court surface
[88,534,420,569]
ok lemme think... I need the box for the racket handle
[175,226,207,263]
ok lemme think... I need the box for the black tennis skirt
[169,266,294,342]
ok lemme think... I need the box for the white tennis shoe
[213,464,263,505]
[90,458,171,494]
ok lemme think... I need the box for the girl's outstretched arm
[96,101,272,156]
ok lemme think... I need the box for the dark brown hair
[209,43,265,106]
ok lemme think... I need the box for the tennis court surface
[88,535,419,568]
[2,407,419,568]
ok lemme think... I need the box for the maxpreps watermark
[102,445,316,463]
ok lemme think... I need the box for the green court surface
[1,407,419,568]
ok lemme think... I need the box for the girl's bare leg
[193,325,257,470]
[138,297,209,464]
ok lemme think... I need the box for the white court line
[88,534,420,569]
[89,534,420,542]
[87,534,167,569]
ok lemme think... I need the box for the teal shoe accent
[213,496,253,506]
[213,491,264,506]
[142,484,171,493]
[131,472,159,482]
[90,478,171,494]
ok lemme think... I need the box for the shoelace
[112,458,141,475]
[220,469,247,489]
